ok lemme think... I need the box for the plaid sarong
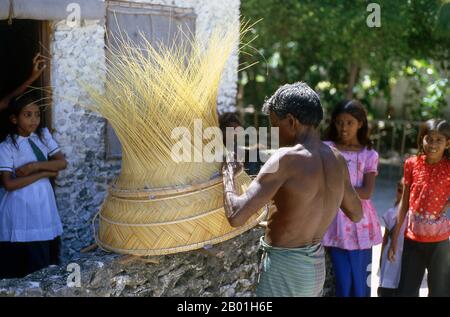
[256,236,326,297]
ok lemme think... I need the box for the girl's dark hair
[417,118,450,160]
[325,99,373,149]
[0,93,44,147]
[219,112,242,132]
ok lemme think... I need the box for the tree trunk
[346,62,359,99]
[236,81,245,122]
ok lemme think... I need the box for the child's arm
[0,54,46,111]
[1,171,57,191]
[379,228,390,267]
[437,199,450,218]
[388,184,410,262]
[15,152,67,177]
[441,199,450,215]
[338,154,363,223]
[381,228,389,247]
[355,172,377,200]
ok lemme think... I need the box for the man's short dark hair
[262,82,323,128]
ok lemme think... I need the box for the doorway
[0,19,52,127]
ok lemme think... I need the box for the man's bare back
[265,141,356,247]
[222,83,362,248]
[222,134,361,247]
[222,82,362,297]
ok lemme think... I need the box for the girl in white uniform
[0,94,67,278]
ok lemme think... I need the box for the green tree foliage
[240,0,449,120]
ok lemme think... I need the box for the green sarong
[256,236,326,297]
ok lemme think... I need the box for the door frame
[37,21,53,130]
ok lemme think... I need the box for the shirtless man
[222,82,363,297]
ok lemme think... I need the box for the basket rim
[104,170,248,204]
[109,169,245,199]
[99,205,224,226]
[96,207,268,256]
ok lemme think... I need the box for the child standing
[389,119,450,297]
[378,178,406,297]
[323,100,383,297]
[218,112,265,176]
[0,95,67,279]
[0,54,46,205]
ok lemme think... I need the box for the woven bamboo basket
[85,26,267,256]
[96,169,267,256]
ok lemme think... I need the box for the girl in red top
[388,119,450,297]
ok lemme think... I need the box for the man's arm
[222,151,287,227]
[338,154,363,223]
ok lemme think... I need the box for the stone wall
[0,228,336,297]
[50,0,240,259]
[51,19,120,259]
[0,229,261,297]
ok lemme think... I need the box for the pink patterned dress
[322,141,383,250]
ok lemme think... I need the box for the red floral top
[403,155,450,242]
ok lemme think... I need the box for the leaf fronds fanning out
[83,23,252,190]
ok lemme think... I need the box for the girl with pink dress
[323,100,383,297]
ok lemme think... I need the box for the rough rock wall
[51,19,120,258]
[0,229,261,297]
[0,228,335,297]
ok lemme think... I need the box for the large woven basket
[96,168,267,256]
[86,24,266,256]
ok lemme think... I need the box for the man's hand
[258,221,268,228]
[221,151,243,177]
[15,162,38,177]
[29,53,46,82]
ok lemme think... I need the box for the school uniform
[0,128,63,279]
[377,206,406,297]
[0,186,4,206]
